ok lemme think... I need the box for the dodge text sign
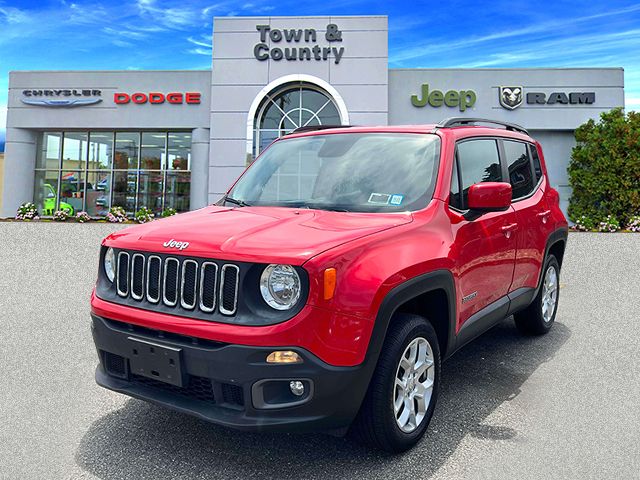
[114,92,201,105]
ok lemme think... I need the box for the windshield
[227,133,441,212]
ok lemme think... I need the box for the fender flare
[364,269,457,369]
[535,226,569,297]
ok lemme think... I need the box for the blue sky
[1,0,639,151]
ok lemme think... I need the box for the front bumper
[92,315,370,432]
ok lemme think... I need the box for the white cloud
[103,26,148,40]
[187,36,212,48]
[187,47,212,56]
[111,39,134,48]
[136,0,201,29]
[202,3,227,17]
[391,4,640,63]
[0,6,28,23]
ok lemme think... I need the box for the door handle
[537,210,551,224]
[501,223,518,238]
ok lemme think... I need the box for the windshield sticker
[389,194,404,206]
[368,193,391,205]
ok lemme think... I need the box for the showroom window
[252,82,342,159]
[34,131,191,217]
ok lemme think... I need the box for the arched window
[252,82,343,159]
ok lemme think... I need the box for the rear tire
[351,313,440,453]
[514,255,560,335]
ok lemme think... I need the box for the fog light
[289,380,305,396]
[266,351,303,364]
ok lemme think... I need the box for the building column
[189,127,210,210]
[1,128,38,217]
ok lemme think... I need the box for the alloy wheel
[541,265,558,323]
[393,337,435,433]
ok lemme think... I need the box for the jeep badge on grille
[163,239,190,251]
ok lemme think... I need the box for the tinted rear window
[503,140,534,199]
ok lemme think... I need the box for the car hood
[104,206,413,264]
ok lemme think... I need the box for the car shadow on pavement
[76,319,570,479]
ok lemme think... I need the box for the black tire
[351,313,441,453]
[514,254,560,335]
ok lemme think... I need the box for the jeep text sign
[411,84,477,112]
[253,24,345,64]
[163,239,189,250]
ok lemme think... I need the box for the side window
[456,139,502,209]
[530,144,543,183]
[503,140,534,199]
[449,155,463,210]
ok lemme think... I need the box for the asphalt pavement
[0,223,638,479]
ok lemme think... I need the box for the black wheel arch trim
[365,269,457,367]
[536,226,568,297]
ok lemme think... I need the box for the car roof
[283,124,533,142]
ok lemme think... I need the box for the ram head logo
[499,86,523,110]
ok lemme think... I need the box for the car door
[447,138,517,331]
[500,140,554,292]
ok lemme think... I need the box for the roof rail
[437,117,529,135]
[289,125,352,135]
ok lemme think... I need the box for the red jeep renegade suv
[91,118,568,452]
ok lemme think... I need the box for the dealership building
[0,15,625,218]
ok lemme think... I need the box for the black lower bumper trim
[91,315,370,432]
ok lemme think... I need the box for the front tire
[514,254,560,335]
[352,313,440,452]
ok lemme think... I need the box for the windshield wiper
[302,203,350,212]
[224,196,251,207]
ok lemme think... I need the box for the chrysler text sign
[253,23,345,64]
[114,92,201,105]
[21,89,102,107]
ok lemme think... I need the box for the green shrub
[597,215,621,232]
[573,215,598,231]
[15,202,39,220]
[161,207,177,218]
[568,108,640,227]
[135,206,154,224]
[106,206,128,223]
[53,210,69,222]
[75,211,91,223]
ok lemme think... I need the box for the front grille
[163,258,179,306]
[220,264,239,315]
[117,252,130,297]
[146,256,161,303]
[131,373,217,404]
[114,250,240,317]
[180,260,198,309]
[221,383,244,407]
[100,352,237,408]
[103,351,127,378]
[131,254,145,300]
[199,263,217,312]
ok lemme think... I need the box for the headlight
[104,247,116,283]
[260,264,301,310]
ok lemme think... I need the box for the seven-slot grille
[116,251,239,315]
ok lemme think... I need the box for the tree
[568,108,640,226]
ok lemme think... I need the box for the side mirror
[467,182,512,212]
